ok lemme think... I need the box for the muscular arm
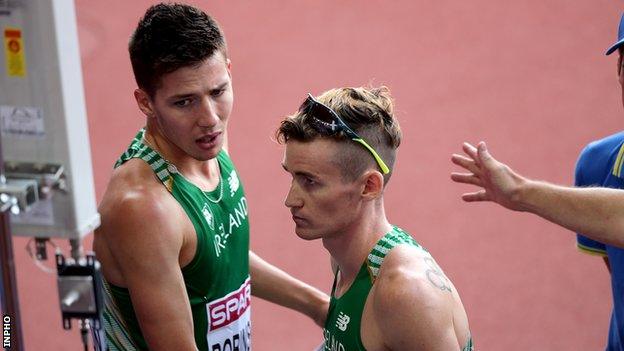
[451,142,624,248]
[249,251,330,327]
[374,248,462,350]
[100,190,197,350]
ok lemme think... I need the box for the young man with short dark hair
[94,4,328,350]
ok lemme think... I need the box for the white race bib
[206,278,252,351]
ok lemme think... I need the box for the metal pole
[69,238,84,261]
[0,203,24,351]
[0,99,23,350]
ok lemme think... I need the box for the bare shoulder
[374,245,454,313]
[95,160,188,282]
[372,245,461,350]
[98,159,181,235]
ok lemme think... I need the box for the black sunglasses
[298,93,389,174]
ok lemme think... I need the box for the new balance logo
[228,170,240,197]
[336,312,350,332]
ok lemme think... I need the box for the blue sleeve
[574,145,607,256]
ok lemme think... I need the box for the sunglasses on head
[298,93,390,174]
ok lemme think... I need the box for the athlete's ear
[134,88,154,118]
[361,170,384,201]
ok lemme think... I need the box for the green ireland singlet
[322,226,473,351]
[103,129,251,351]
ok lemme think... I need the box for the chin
[190,138,224,161]
[193,147,222,161]
[195,153,219,161]
[294,227,322,241]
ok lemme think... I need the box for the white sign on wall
[0,105,45,138]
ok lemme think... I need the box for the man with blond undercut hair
[277,86,473,351]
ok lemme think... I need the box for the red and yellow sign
[4,27,26,77]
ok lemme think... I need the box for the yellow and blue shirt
[575,131,624,351]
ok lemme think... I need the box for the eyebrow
[167,93,195,102]
[281,163,318,179]
[210,82,229,92]
[167,82,229,101]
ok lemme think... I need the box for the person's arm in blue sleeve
[574,147,608,260]
[451,142,624,249]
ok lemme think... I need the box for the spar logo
[208,278,251,331]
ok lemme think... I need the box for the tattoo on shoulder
[424,257,452,293]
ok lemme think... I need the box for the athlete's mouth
[292,215,307,225]
[196,132,220,144]
[291,212,307,223]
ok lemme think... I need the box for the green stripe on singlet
[115,130,173,187]
[366,228,424,279]
[102,282,138,350]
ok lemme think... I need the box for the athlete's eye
[295,174,319,189]
[303,176,317,187]
[174,98,193,107]
[211,89,225,98]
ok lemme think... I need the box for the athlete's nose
[197,97,219,128]
[284,182,303,209]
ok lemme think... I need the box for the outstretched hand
[451,142,527,211]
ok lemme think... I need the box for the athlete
[450,13,624,350]
[93,4,328,350]
[277,86,473,350]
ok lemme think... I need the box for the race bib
[206,278,252,351]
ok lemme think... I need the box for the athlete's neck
[143,125,220,189]
[323,200,392,291]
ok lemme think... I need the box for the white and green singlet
[103,129,251,351]
[323,226,473,351]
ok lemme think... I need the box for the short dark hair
[129,3,227,96]
[276,86,402,185]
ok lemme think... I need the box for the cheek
[315,189,359,222]
[218,92,234,121]
[157,112,191,132]
[153,110,195,143]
